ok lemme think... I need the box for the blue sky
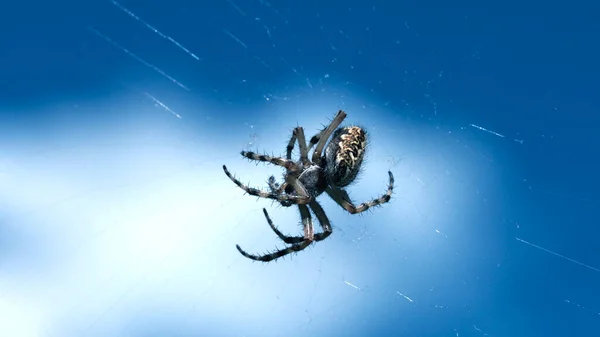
[1,1,599,336]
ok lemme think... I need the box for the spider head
[324,126,367,188]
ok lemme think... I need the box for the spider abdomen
[324,126,367,187]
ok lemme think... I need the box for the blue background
[1,1,599,336]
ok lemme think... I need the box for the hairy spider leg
[262,207,304,244]
[236,204,314,262]
[307,110,347,153]
[269,126,312,207]
[292,126,311,166]
[256,152,313,207]
[301,203,315,240]
[222,165,311,204]
[265,129,299,204]
[326,171,395,214]
[285,173,311,200]
[268,114,347,209]
[236,240,312,262]
[239,151,300,171]
[236,201,333,261]
[309,110,347,163]
[309,200,333,240]
[285,129,297,159]
[239,149,312,204]
[266,202,333,244]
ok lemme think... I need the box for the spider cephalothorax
[223,110,394,262]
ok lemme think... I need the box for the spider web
[1,1,599,337]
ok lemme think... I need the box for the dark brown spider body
[222,110,394,262]
[283,126,366,199]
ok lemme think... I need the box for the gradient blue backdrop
[1,1,599,336]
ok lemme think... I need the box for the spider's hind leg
[262,208,305,244]
[235,205,315,262]
[235,204,333,262]
[236,241,312,262]
[264,206,332,245]
[326,171,395,214]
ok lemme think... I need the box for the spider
[222,110,394,262]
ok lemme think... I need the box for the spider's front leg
[240,151,300,171]
[223,165,312,205]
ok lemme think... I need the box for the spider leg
[309,110,347,163]
[236,204,315,262]
[236,201,335,262]
[298,204,314,240]
[285,131,297,160]
[285,175,311,202]
[307,112,344,152]
[292,127,311,166]
[240,151,299,171]
[263,171,315,207]
[236,240,312,262]
[272,136,314,206]
[325,171,394,214]
[262,202,332,244]
[223,165,311,204]
[281,128,310,205]
[308,200,333,241]
[284,127,310,165]
[262,208,305,244]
